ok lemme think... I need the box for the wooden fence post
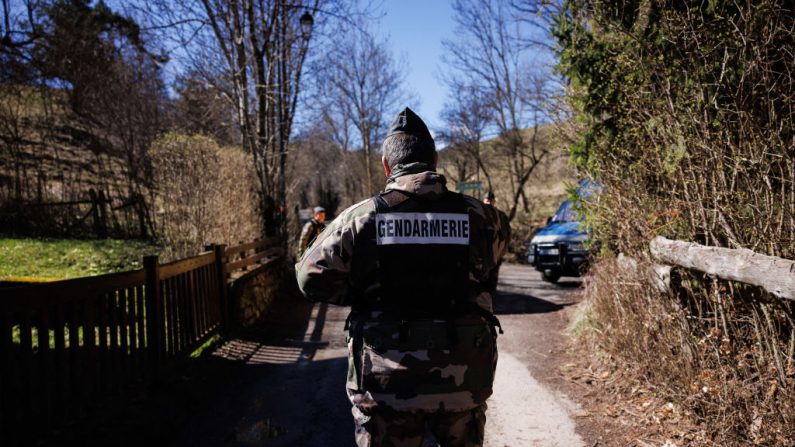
[143,255,162,379]
[212,245,230,335]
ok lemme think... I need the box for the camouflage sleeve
[498,210,511,252]
[295,199,375,306]
[298,221,313,255]
[463,196,508,279]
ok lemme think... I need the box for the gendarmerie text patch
[375,213,470,245]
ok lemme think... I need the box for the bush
[556,0,795,444]
[149,133,262,260]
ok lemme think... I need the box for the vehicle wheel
[542,270,561,283]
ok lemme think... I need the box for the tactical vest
[368,189,474,317]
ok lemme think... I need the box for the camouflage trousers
[352,404,487,447]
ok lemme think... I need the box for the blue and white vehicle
[527,200,590,283]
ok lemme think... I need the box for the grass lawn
[0,237,161,281]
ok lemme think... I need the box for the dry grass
[576,257,795,446]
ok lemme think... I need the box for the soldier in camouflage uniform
[297,206,326,257]
[296,107,508,447]
[482,192,511,292]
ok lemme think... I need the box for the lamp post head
[300,11,314,40]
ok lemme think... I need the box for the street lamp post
[276,7,313,241]
[300,11,314,40]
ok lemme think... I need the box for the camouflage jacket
[295,170,508,413]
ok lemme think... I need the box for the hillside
[0,85,150,237]
[437,124,576,256]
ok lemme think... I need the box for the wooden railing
[222,236,284,280]
[0,238,283,445]
[650,236,795,300]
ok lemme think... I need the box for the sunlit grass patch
[0,237,160,280]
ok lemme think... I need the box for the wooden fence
[650,236,795,300]
[0,238,283,445]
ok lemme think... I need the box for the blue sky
[374,1,456,131]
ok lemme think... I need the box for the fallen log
[649,236,795,300]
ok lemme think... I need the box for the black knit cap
[386,107,434,144]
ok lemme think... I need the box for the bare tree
[442,0,556,221]
[438,83,494,192]
[509,0,561,50]
[310,27,410,196]
[139,0,328,236]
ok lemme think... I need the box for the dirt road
[178,263,585,446]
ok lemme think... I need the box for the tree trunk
[363,132,374,196]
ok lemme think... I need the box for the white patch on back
[376,212,470,245]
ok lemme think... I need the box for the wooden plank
[19,313,33,425]
[195,268,203,344]
[232,257,282,284]
[68,302,81,412]
[53,304,66,419]
[143,256,162,380]
[174,275,184,355]
[224,247,284,273]
[195,268,203,342]
[184,271,192,350]
[211,263,223,331]
[118,288,130,385]
[650,236,795,300]
[195,266,206,338]
[186,269,197,351]
[83,298,98,403]
[201,265,212,335]
[159,252,216,280]
[126,286,137,380]
[0,313,12,438]
[182,271,191,352]
[135,284,146,377]
[0,269,146,313]
[98,293,109,393]
[160,278,169,356]
[206,264,215,332]
[109,290,121,391]
[214,245,229,333]
[37,308,52,430]
[173,276,182,355]
[202,264,212,333]
[167,277,177,357]
[224,237,279,258]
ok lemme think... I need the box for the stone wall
[231,261,284,327]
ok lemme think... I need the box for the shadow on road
[556,280,582,288]
[493,291,573,315]
[178,356,353,447]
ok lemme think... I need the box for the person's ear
[432,152,438,169]
[382,156,391,177]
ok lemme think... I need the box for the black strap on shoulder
[373,189,412,212]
